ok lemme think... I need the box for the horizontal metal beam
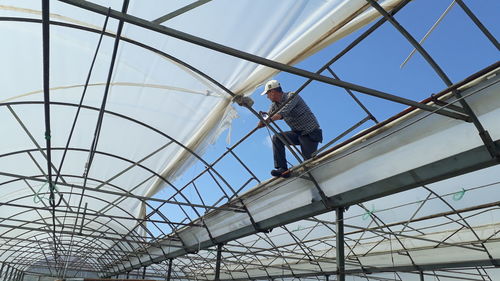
[104,139,500,276]
[103,70,500,276]
[219,141,500,238]
[58,0,470,121]
[212,258,500,281]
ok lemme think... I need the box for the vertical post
[166,258,173,281]
[336,207,345,281]
[4,265,11,281]
[420,271,425,281]
[325,275,329,281]
[0,262,4,278]
[9,267,16,281]
[214,244,223,281]
[126,271,130,279]
[142,266,146,280]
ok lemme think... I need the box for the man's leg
[272,131,300,169]
[299,134,319,160]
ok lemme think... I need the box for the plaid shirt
[269,92,320,135]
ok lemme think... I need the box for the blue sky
[149,0,499,236]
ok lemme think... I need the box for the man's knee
[272,134,282,144]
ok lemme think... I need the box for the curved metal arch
[0,140,208,216]
[0,174,184,272]
[10,233,122,273]
[0,100,244,209]
[0,17,314,277]
[0,16,233,97]
[1,101,264,257]
[421,185,499,266]
[0,176,189,228]
[10,238,116,273]
[0,16,292,209]
[0,172,185,241]
[0,15,257,219]
[0,11,420,278]
[0,193,149,260]
[0,219,124,273]
[225,233,297,280]
[356,202,421,270]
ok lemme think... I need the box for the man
[257,80,322,178]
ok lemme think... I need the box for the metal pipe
[455,0,499,51]
[215,244,223,281]
[166,259,173,281]
[336,208,345,281]
[58,0,470,121]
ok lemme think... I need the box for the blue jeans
[272,131,319,169]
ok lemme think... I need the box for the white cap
[260,80,281,95]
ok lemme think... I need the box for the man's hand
[257,113,283,129]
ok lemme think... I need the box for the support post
[9,267,17,280]
[142,266,146,279]
[4,265,11,281]
[420,271,425,281]
[166,258,173,281]
[336,207,345,281]
[126,271,129,279]
[214,244,223,281]
[0,262,4,278]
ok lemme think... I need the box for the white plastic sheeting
[0,0,406,274]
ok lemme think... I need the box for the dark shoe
[271,168,290,178]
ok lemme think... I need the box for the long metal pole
[42,0,60,270]
[336,208,345,281]
[454,0,499,51]
[215,244,223,281]
[142,266,146,279]
[58,0,470,121]
[420,271,425,281]
[166,258,173,281]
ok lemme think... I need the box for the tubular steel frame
[0,0,498,280]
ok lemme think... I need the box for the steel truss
[0,0,498,281]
